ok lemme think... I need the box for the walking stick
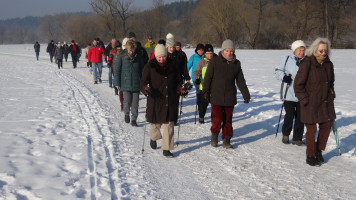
[194,102,198,124]
[332,120,342,155]
[275,83,290,137]
[141,120,147,154]
[176,95,184,146]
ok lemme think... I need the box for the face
[197,49,204,56]
[156,55,167,64]
[316,43,328,57]
[205,52,213,60]
[294,47,305,59]
[148,38,152,42]
[128,49,134,55]
[223,49,234,58]
[167,46,174,53]
[111,40,116,47]
[175,46,181,51]
[93,40,97,46]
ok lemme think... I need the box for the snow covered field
[0,44,355,200]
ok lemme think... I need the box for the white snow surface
[0,44,355,200]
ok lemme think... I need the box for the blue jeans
[35,52,39,60]
[108,67,113,86]
[92,62,102,82]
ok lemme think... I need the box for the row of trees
[1,0,355,48]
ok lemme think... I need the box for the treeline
[1,0,355,48]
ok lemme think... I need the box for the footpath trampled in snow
[0,44,355,200]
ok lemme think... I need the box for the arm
[235,65,251,102]
[202,60,214,95]
[140,63,151,94]
[194,59,204,81]
[113,54,123,87]
[274,56,289,81]
[293,59,310,105]
[187,55,193,73]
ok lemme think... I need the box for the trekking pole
[176,95,184,146]
[194,102,198,124]
[332,120,341,155]
[275,83,290,137]
[141,120,147,154]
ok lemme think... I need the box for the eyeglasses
[319,49,328,54]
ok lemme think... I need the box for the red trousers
[305,121,333,157]
[210,104,234,139]
[119,91,124,109]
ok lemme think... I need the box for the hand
[195,78,201,85]
[203,92,210,102]
[105,57,108,63]
[144,85,152,96]
[283,74,292,84]
[244,99,250,104]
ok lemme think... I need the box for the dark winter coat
[167,50,190,81]
[113,50,144,92]
[34,43,40,52]
[69,43,79,57]
[293,55,336,124]
[46,42,55,54]
[63,44,69,54]
[140,58,181,123]
[104,43,113,58]
[54,47,64,60]
[202,52,250,106]
[135,41,149,65]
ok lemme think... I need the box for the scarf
[72,43,77,52]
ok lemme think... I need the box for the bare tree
[37,15,58,42]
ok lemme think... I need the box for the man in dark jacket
[202,39,250,149]
[128,32,149,65]
[46,40,55,63]
[34,41,40,60]
[69,40,79,68]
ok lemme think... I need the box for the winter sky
[0,0,185,20]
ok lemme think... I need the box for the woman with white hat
[274,40,306,145]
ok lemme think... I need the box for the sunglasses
[319,49,328,54]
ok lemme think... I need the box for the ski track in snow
[1,46,356,199]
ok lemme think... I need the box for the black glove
[203,92,210,103]
[283,74,292,84]
[195,78,201,85]
[144,85,152,96]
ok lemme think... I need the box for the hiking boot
[282,135,289,144]
[211,133,218,147]
[306,156,320,166]
[292,140,304,146]
[94,81,98,84]
[163,150,173,158]
[99,78,102,83]
[150,140,157,149]
[124,115,130,123]
[131,120,138,127]
[316,150,324,163]
[222,137,232,149]
[199,117,204,124]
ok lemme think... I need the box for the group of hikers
[34,33,336,166]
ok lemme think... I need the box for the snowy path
[1,46,356,199]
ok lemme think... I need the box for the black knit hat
[204,44,214,53]
[175,42,182,47]
[158,39,166,46]
[128,32,136,38]
[116,40,122,48]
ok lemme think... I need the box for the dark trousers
[71,54,77,68]
[210,104,234,140]
[282,101,304,141]
[57,59,63,69]
[35,52,39,60]
[49,53,54,63]
[64,53,68,62]
[305,121,333,157]
[199,90,209,118]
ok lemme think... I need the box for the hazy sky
[0,0,183,20]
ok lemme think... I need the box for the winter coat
[69,43,79,57]
[88,45,105,63]
[144,41,156,59]
[63,44,69,54]
[202,52,250,106]
[294,55,336,124]
[177,49,187,62]
[34,43,40,52]
[113,50,144,92]
[275,53,305,102]
[135,41,149,65]
[187,52,204,81]
[104,43,113,58]
[167,50,190,82]
[194,57,210,90]
[140,58,181,123]
[46,42,55,54]
[54,47,64,60]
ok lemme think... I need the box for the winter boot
[306,156,320,166]
[131,120,138,127]
[316,149,324,163]
[292,140,304,146]
[150,139,157,149]
[222,137,232,149]
[199,117,204,124]
[163,150,173,158]
[94,81,98,84]
[114,87,119,95]
[211,133,218,147]
[282,135,289,144]
[99,78,102,83]
[124,115,130,123]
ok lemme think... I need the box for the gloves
[195,78,201,85]
[144,84,152,96]
[283,74,292,84]
[244,99,250,104]
[105,57,108,63]
[203,92,210,103]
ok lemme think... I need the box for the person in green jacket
[193,44,214,124]
[113,40,144,127]
[144,35,156,59]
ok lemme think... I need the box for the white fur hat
[155,44,167,57]
[166,33,175,47]
[122,37,129,49]
[291,40,306,52]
